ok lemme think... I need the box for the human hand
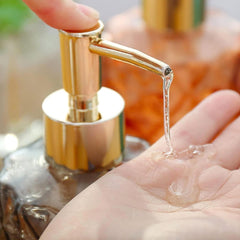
[40,90,240,240]
[22,0,99,30]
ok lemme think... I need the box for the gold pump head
[143,0,205,32]
[43,21,172,171]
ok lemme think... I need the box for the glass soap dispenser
[0,21,172,239]
[102,0,240,143]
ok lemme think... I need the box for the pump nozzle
[89,36,172,78]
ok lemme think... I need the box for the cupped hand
[40,90,240,240]
[22,0,99,30]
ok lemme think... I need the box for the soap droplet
[167,177,200,207]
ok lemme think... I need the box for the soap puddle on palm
[152,144,216,207]
[154,73,217,207]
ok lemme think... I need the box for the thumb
[22,0,99,30]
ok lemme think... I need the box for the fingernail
[80,5,99,19]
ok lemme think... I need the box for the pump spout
[89,37,172,78]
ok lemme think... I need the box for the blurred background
[82,0,240,22]
[0,0,239,158]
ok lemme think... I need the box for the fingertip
[22,0,99,31]
[201,90,240,123]
[78,4,99,21]
[67,4,99,30]
[204,90,240,108]
[55,2,99,31]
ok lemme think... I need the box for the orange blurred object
[102,5,240,144]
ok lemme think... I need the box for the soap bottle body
[0,136,148,239]
[102,7,240,143]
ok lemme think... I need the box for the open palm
[41,90,240,240]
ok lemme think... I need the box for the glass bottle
[0,21,173,239]
[102,0,240,143]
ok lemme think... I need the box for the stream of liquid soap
[160,71,217,207]
[163,72,174,153]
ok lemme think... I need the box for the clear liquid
[160,72,217,207]
[152,144,216,207]
[163,72,174,153]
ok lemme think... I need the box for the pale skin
[22,1,240,239]
[39,90,240,240]
[22,0,99,30]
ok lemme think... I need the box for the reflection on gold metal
[43,88,124,171]
[89,38,171,77]
[143,0,205,32]
[43,21,172,170]
[59,24,104,123]
[68,94,100,122]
